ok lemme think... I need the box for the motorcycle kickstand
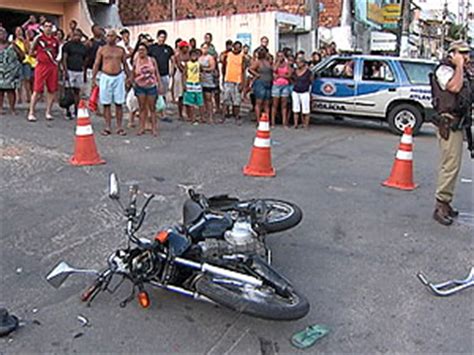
[120,285,136,308]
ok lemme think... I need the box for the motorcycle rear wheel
[195,275,309,320]
[259,199,303,234]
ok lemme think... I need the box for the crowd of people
[0,16,341,136]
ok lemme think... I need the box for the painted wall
[127,12,278,55]
[2,0,93,36]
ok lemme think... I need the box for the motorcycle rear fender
[208,195,240,210]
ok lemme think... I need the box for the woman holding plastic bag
[132,42,161,136]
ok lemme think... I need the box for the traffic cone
[89,86,99,112]
[69,100,105,166]
[382,127,416,190]
[243,113,276,177]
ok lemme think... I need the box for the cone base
[382,180,417,191]
[69,156,106,166]
[243,165,276,177]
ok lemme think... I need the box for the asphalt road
[0,104,472,354]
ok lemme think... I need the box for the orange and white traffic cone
[70,100,105,166]
[382,127,416,190]
[243,113,276,177]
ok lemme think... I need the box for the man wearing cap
[430,40,472,226]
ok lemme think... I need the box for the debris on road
[290,324,330,349]
[0,308,19,337]
[259,337,278,355]
[15,268,22,274]
[73,332,84,339]
[0,146,24,161]
[77,315,89,327]
[417,267,474,296]
[328,185,346,192]
[31,308,38,314]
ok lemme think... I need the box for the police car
[311,55,437,135]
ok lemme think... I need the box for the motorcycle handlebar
[135,194,155,231]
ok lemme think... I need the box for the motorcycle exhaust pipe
[171,256,263,287]
[149,281,215,303]
[46,261,100,289]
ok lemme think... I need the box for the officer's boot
[433,200,453,226]
[447,203,459,218]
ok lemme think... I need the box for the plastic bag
[126,88,139,112]
[156,95,166,112]
[59,87,75,109]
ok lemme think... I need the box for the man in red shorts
[28,21,59,121]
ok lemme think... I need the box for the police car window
[400,61,436,85]
[362,60,394,82]
[319,59,354,79]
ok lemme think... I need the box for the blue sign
[236,33,252,50]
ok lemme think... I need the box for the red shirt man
[28,21,60,121]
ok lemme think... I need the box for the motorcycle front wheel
[259,199,303,234]
[195,275,309,320]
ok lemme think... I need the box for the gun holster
[436,113,463,140]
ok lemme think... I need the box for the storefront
[1,0,93,35]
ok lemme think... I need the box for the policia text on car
[430,40,473,226]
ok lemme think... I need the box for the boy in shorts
[182,49,205,124]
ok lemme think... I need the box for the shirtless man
[172,41,190,120]
[92,30,131,135]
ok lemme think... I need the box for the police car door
[355,59,398,117]
[311,58,356,114]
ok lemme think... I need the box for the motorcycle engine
[198,220,266,259]
[224,220,254,246]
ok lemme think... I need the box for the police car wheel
[387,104,423,136]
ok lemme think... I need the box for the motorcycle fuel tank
[187,214,233,240]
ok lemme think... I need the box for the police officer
[431,40,472,226]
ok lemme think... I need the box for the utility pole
[399,0,411,57]
[309,0,320,50]
[464,0,470,40]
[171,0,176,21]
[440,0,448,56]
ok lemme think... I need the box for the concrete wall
[119,0,343,28]
[127,12,279,55]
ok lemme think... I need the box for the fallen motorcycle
[46,174,309,320]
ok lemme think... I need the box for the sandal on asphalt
[116,129,127,136]
[101,129,112,136]
[27,114,37,122]
[46,113,54,120]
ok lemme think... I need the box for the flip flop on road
[101,129,112,136]
[116,128,127,136]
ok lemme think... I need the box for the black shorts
[203,87,216,93]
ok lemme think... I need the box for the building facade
[1,0,94,35]
[119,0,349,54]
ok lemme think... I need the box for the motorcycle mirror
[109,173,120,200]
[45,261,99,288]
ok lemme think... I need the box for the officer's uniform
[431,41,472,225]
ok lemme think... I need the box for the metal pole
[309,0,320,50]
[171,0,176,21]
[399,0,411,57]
[440,0,448,56]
